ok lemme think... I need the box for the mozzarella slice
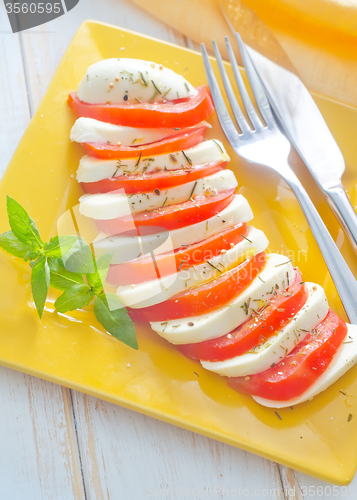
[77,140,230,183]
[201,283,328,377]
[253,324,357,408]
[70,117,210,146]
[93,195,253,264]
[79,170,237,220]
[116,226,268,309]
[77,58,197,104]
[151,253,295,345]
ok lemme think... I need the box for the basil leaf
[31,256,50,318]
[61,239,95,274]
[6,196,43,248]
[86,272,102,295]
[48,259,84,291]
[96,252,113,276]
[24,248,43,262]
[87,251,113,294]
[0,231,31,258]
[55,284,93,313]
[44,235,79,259]
[94,293,137,349]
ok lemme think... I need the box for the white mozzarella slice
[116,226,268,309]
[79,170,237,220]
[77,58,197,104]
[253,324,357,408]
[201,283,328,377]
[93,195,253,264]
[150,253,295,345]
[70,117,210,146]
[77,140,230,183]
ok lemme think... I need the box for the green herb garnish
[121,69,134,77]
[0,197,137,349]
[205,260,222,274]
[240,234,252,243]
[151,80,161,94]
[112,167,119,178]
[138,71,148,87]
[275,259,293,267]
[148,90,159,103]
[133,151,143,171]
[161,88,171,99]
[94,293,137,349]
[189,181,197,199]
[212,139,224,154]
[182,150,193,165]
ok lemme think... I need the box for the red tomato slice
[68,85,214,128]
[107,222,248,285]
[228,309,347,401]
[81,161,227,194]
[179,269,308,362]
[128,252,267,322]
[81,126,207,159]
[95,189,236,235]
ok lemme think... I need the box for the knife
[219,0,357,254]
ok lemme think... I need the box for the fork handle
[283,166,357,324]
[322,184,357,255]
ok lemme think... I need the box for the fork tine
[201,43,241,144]
[211,40,250,134]
[234,33,275,128]
[224,37,264,131]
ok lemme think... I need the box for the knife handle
[283,166,357,325]
[323,184,357,254]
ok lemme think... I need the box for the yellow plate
[1,21,357,485]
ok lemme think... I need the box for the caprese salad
[69,57,357,408]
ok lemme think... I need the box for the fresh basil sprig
[94,293,137,349]
[0,196,137,349]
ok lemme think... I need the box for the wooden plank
[0,5,84,499]
[0,367,84,500]
[280,466,357,499]
[72,392,284,500]
[0,5,29,177]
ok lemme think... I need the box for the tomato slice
[95,189,236,235]
[81,126,207,159]
[228,309,347,401]
[68,85,214,128]
[107,222,248,285]
[178,269,308,362]
[81,161,227,194]
[128,252,267,322]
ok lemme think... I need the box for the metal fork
[201,34,357,324]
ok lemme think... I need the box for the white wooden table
[1,1,357,498]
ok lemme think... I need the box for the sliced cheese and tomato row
[68,57,357,408]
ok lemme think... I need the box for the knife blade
[220,0,357,254]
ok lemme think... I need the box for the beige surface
[130,0,357,107]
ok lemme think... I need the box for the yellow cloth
[129,0,357,107]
